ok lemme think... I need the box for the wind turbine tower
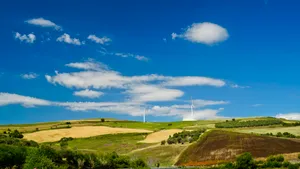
[191,97,194,119]
[143,108,146,123]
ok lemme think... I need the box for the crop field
[52,133,155,154]
[139,129,182,143]
[130,144,188,167]
[24,126,152,142]
[176,130,300,166]
[236,126,300,136]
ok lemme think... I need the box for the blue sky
[1,0,300,124]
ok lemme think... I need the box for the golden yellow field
[139,129,182,143]
[23,126,152,143]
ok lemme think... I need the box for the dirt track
[139,129,182,143]
[24,126,152,143]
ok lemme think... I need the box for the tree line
[215,119,283,128]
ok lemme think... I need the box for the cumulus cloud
[57,33,83,45]
[73,89,104,98]
[87,35,111,45]
[25,18,62,30]
[0,93,51,107]
[21,73,38,79]
[65,60,109,71]
[14,32,36,43]
[172,22,229,45]
[125,84,184,102]
[191,99,229,107]
[275,113,300,120]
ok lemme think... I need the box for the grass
[235,126,300,135]
[95,120,221,130]
[50,133,155,154]
[130,144,188,167]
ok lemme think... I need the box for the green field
[49,133,155,154]
[95,120,220,130]
[129,144,188,167]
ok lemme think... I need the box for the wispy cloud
[230,84,250,89]
[25,18,62,30]
[0,93,51,107]
[87,35,111,45]
[73,89,104,98]
[172,22,229,45]
[65,59,109,71]
[14,32,36,43]
[57,33,83,45]
[99,48,149,62]
[252,104,263,107]
[21,73,38,79]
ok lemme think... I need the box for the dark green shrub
[288,164,299,169]
[283,161,291,167]
[235,152,256,169]
[131,158,148,169]
[65,122,71,125]
[23,148,57,169]
[0,144,27,168]
[101,118,105,122]
[161,140,166,145]
[9,130,23,138]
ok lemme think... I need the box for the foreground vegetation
[0,134,148,169]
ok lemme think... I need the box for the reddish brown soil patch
[176,130,300,166]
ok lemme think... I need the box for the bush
[0,144,27,168]
[235,152,256,169]
[288,164,299,169]
[167,129,206,144]
[23,148,57,169]
[65,122,71,125]
[283,161,291,167]
[168,123,172,126]
[131,158,148,169]
[101,118,105,122]
[9,130,23,139]
[161,140,166,145]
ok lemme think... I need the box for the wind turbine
[191,97,195,119]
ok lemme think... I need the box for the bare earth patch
[24,126,152,143]
[139,129,182,143]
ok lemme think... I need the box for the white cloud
[25,18,62,30]
[135,55,149,62]
[252,104,263,107]
[163,76,225,87]
[73,89,104,98]
[87,35,111,45]
[57,33,83,45]
[65,60,109,71]
[230,84,250,89]
[0,93,51,107]
[275,113,300,120]
[126,84,184,102]
[99,49,149,62]
[182,109,225,121]
[56,101,144,116]
[172,22,229,45]
[191,99,229,107]
[21,73,38,79]
[14,32,36,43]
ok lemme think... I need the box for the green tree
[23,148,57,169]
[235,152,256,169]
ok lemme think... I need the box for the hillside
[176,130,300,166]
